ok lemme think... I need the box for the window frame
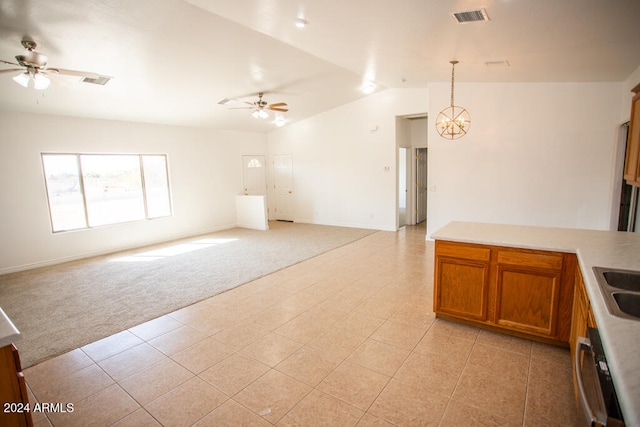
[41,152,173,233]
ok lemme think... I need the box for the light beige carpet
[0,221,375,367]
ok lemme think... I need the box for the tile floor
[23,224,578,426]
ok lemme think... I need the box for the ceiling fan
[0,38,110,90]
[226,92,289,119]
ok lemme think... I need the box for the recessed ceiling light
[361,80,376,94]
[295,18,308,28]
[485,60,510,67]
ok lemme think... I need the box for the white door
[273,154,294,221]
[242,155,267,195]
[416,148,427,223]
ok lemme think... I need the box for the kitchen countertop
[0,307,22,348]
[431,221,640,427]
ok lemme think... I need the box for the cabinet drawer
[497,250,563,270]
[436,241,490,262]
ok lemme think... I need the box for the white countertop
[0,307,22,348]
[431,221,640,427]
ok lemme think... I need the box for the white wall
[0,112,266,273]
[426,82,624,237]
[267,89,429,231]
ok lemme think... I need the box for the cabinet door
[624,91,640,185]
[434,241,491,321]
[495,250,563,337]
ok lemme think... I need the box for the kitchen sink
[612,293,640,319]
[593,267,640,320]
[602,270,640,292]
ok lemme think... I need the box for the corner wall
[266,89,429,231]
[0,112,267,273]
[426,82,624,237]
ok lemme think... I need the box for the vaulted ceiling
[1,0,639,132]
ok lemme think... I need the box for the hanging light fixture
[436,60,470,140]
[12,70,50,90]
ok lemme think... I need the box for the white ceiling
[1,0,639,132]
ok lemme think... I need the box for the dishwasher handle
[575,336,608,426]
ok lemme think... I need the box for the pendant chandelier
[436,60,471,140]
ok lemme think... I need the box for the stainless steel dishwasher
[575,328,625,426]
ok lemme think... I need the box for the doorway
[396,114,428,230]
[273,154,294,221]
[242,155,267,196]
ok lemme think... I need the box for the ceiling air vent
[452,8,490,23]
[81,76,111,86]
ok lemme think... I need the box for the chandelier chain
[450,61,455,107]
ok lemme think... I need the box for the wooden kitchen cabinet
[434,240,576,344]
[624,84,640,186]
[0,344,33,427]
[434,240,491,321]
[570,268,596,360]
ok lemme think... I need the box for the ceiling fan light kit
[1,38,109,90]
[436,60,471,140]
[227,92,289,123]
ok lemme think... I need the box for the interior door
[242,155,267,195]
[416,148,427,223]
[273,154,294,221]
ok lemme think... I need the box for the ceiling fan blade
[269,107,289,112]
[48,67,103,79]
[230,107,256,110]
[0,68,23,74]
[1,59,21,67]
[269,102,287,108]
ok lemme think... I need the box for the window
[42,153,172,232]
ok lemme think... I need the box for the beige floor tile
[24,348,94,386]
[119,358,193,405]
[476,329,532,356]
[465,343,530,381]
[356,413,395,426]
[278,389,364,426]
[193,399,271,426]
[388,302,435,329]
[199,353,270,396]
[429,318,480,341]
[47,384,138,427]
[318,361,390,411]
[128,315,184,341]
[370,320,426,350]
[234,369,312,423]
[28,362,114,404]
[530,340,572,364]
[347,339,409,377]
[211,321,271,349]
[148,324,208,356]
[355,298,402,320]
[451,368,526,424]
[307,327,368,359]
[413,329,475,366]
[275,312,332,343]
[98,343,167,381]
[393,351,464,398]
[275,345,342,386]
[440,399,519,426]
[111,408,162,426]
[144,377,227,427]
[171,336,235,374]
[524,356,578,426]
[80,330,144,362]
[337,311,385,337]
[369,378,449,426]
[240,332,303,367]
